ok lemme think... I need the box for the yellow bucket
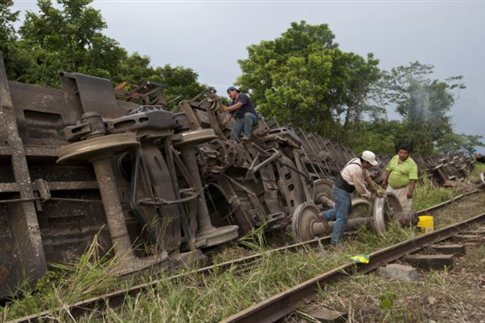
[417,215,434,233]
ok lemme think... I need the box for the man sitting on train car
[221,86,258,142]
[321,151,379,245]
[381,144,418,214]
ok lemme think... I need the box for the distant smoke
[409,81,430,122]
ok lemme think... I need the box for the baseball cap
[361,150,378,166]
[227,86,240,93]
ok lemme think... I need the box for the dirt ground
[301,245,485,323]
[431,190,485,229]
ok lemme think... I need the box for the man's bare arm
[407,179,416,199]
[381,169,390,188]
[353,172,372,199]
[225,102,242,112]
[365,173,379,193]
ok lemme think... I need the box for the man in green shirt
[382,144,418,213]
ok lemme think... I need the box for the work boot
[241,136,250,143]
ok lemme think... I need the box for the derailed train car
[0,53,403,299]
[0,56,239,299]
[176,88,382,238]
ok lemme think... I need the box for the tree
[0,0,18,44]
[159,65,205,105]
[0,0,21,79]
[435,133,484,154]
[14,0,125,86]
[378,61,465,154]
[346,120,404,155]
[113,53,206,108]
[237,21,380,143]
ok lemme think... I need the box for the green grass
[469,162,485,182]
[1,223,417,322]
[413,161,485,211]
[1,234,128,321]
[413,176,458,210]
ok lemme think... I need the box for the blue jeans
[231,112,257,141]
[322,185,352,245]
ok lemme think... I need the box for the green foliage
[346,120,405,154]
[10,0,124,86]
[0,0,18,43]
[113,53,205,108]
[2,234,121,320]
[158,64,206,106]
[0,0,20,80]
[469,163,485,182]
[238,223,268,251]
[379,290,396,310]
[238,21,380,143]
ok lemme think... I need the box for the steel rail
[222,212,485,323]
[9,189,483,322]
[416,188,480,216]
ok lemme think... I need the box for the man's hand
[381,180,388,189]
[220,105,229,112]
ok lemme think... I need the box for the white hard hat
[361,150,378,166]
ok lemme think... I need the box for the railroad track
[415,188,480,215]
[222,213,485,323]
[8,189,482,322]
[9,235,337,323]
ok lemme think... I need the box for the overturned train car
[0,54,393,299]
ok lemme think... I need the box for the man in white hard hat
[321,150,379,245]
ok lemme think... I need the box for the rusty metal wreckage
[0,52,478,299]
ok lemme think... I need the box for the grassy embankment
[413,162,485,210]
[2,163,485,321]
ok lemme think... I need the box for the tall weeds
[2,232,124,320]
[414,176,458,210]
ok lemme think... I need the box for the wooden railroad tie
[427,244,466,257]
[404,254,455,270]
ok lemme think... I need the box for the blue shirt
[231,93,257,119]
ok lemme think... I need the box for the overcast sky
[12,0,485,150]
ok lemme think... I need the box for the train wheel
[57,133,139,163]
[373,192,402,234]
[292,202,328,242]
[348,198,372,219]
